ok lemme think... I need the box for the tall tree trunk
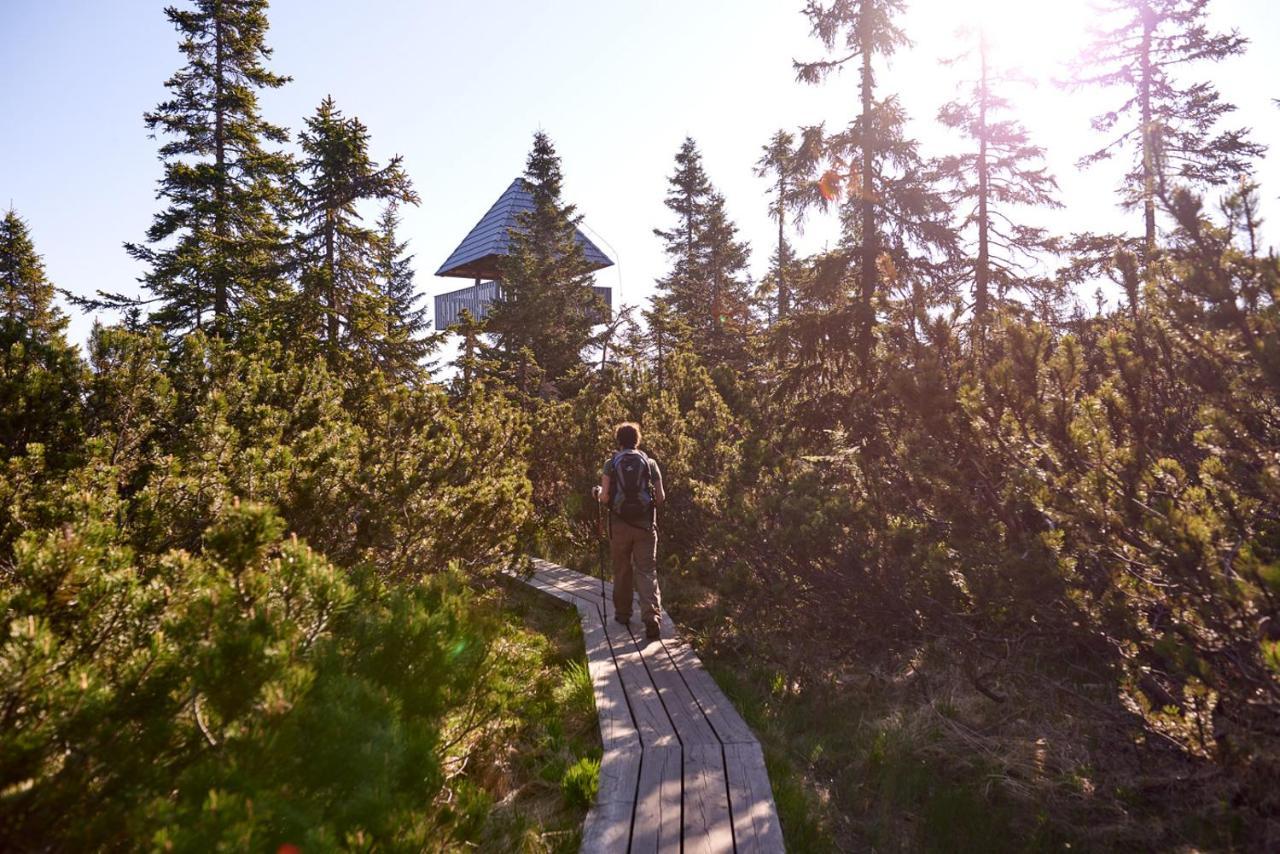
[856,18,877,370]
[975,31,991,330]
[1139,1,1157,267]
[213,7,228,327]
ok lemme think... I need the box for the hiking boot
[614,613,631,627]
[645,621,660,641]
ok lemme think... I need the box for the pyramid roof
[435,178,614,279]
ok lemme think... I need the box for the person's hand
[591,485,602,500]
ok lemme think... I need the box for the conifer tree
[117,0,294,336]
[0,210,82,463]
[796,0,955,369]
[486,132,602,393]
[0,209,66,336]
[755,130,819,320]
[1067,0,1265,263]
[936,29,1062,330]
[640,300,692,395]
[447,309,499,397]
[653,138,753,365]
[295,96,418,369]
[371,203,438,381]
[1219,176,1265,259]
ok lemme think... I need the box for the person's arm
[651,460,666,506]
[598,456,613,504]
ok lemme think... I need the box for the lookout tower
[433,178,614,330]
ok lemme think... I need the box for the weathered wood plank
[576,601,639,753]
[630,744,682,854]
[634,632,720,746]
[724,742,785,854]
[662,637,758,745]
[581,745,642,854]
[603,606,678,749]
[533,561,608,603]
[683,743,735,854]
[522,572,594,609]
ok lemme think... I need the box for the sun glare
[963,0,1094,79]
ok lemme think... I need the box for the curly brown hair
[614,422,641,450]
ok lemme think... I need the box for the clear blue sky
[3,0,1277,348]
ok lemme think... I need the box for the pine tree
[936,28,1062,331]
[117,0,294,337]
[796,0,955,369]
[653,138,753,365]
[1067,0,1265,264]
[1219,176,1265,259]
[486,132,602,393]
[295,96,418,369]
[372,203,438,381]
[0,209,66,337]
[755,130,819,320]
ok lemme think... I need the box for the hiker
[596,422,666,640]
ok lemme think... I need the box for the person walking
[597,422,666,640]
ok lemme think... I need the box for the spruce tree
[0,210,82,464]
[796,0,955,369]
[295,96,418,369]
[118,0,294,336]
[755,130,820,320]
[372,203,438,381]
[0,209,66,336]
[936,29,1062,331]
[653,138,753,365]
[486,132,602,393]
[1066,0,1265,264]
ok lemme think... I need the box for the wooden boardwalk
[515,559,784,853]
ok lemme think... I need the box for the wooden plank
[576,601,640,753]
[724,742,785,854]
[534,566,607,605]
[629,744,682,854]
[522,572,595,609]
[603,606,678,749]
[682,743,735,854]
[634,632,720,746]
[581,745,642,854]
[662,638,758,745]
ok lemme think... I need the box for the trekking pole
[592,486,608,597]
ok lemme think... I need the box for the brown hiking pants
[609,517,661,626]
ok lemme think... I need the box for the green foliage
[0,306,541,847]
[115,0,294,336]
[653,137,756,368]
[294,96,420,373]
[0,492,479,849]
[0,210,66,337]
[560,757,599,810]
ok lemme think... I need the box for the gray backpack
[610,449,654,527]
